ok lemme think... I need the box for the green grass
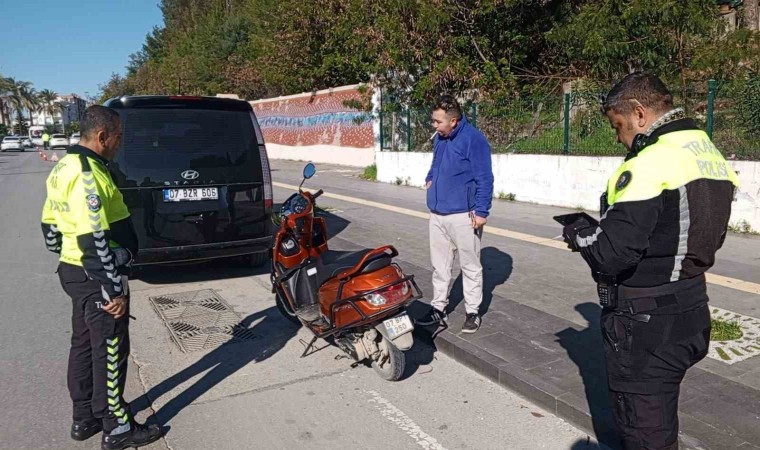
[497,191,516,201]
[360,164,377,181]
[710,318,743,341]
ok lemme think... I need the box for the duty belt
[612,273,707,314]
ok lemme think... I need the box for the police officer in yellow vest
[563,73,739,450]
[41,106,161,450]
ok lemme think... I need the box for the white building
[34,94,87,130]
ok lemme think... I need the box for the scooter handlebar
[313,189,324,199]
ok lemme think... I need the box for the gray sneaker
[462,313,481,333]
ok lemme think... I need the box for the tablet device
[553,212,599,227]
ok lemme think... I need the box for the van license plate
[163,187,218,202]
[383,314,413,339]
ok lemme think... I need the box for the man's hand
[103,295,128,319]
[472,215,487,229]
[562,217,592,252]
[425,180,432,190]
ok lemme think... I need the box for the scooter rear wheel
[372,335,405,381]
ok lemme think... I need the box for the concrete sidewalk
[272,160,760,449]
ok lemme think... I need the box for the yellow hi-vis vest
[41,153,130,267]
[606,129,739,205]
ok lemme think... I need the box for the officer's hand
[425,181,432,190]
[562,218,591,252]
[104,296,128,319]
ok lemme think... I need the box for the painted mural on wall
[251,87,373,148]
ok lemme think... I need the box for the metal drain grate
[149,289,256,353]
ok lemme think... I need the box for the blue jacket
[426,116,494,217]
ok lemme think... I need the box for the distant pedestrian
[42,131,50,150]
[418,95,494,334]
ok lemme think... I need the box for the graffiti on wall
[251,87,373,148]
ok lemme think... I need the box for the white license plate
[384,314,413,339]
[163,187,219,202]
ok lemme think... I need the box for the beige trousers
[429,212,483,315]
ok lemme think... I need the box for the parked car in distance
[69,133,80,145]
[20,136,32,147]
[49,134,69,148]
[1,136,24,152]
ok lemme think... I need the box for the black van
[104,96,273,266]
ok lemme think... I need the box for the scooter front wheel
[274,289,302,327]
[371,335,405,381]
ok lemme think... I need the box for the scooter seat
[316,249,392,287]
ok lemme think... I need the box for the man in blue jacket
[418,95,494,333]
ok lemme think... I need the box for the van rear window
[118,108,261,182]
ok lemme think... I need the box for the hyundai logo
[181,170,199,180]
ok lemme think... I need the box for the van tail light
[251,112,273,209]
[260,145,273,209]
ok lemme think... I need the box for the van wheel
[248,252,269,267]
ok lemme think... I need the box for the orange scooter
[270,163,422,380]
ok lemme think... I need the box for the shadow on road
[447,247,513,317]
[570,437,614,449]
[131,306,299,425]
[556,302,621,450]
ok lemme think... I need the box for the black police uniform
[41,145,138,436]
[564,117,739,449]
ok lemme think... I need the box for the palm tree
[0,77,14,127]
[5,78,32,133]
[20,86,38,127]
[37,89,59,127]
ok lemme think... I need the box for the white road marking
[365,390,447,450]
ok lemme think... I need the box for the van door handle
[185,215,203,223]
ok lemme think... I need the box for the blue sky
[0,0,163,98]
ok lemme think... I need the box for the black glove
[562,217,592,252]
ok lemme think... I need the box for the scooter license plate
[383,314,413,339]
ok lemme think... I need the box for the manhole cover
[149,289,256,353]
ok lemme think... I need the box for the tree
[20,86,38,127]
[743,0,759,30]
[0,76,13,126]
[67,121,80,136]
[37,89,59,126]
[97,73,132,103]
[5,78,32,133]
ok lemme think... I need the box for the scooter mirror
[303,163,316,179]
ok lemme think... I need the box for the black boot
[71,420,103,441]
[101,423,162,450]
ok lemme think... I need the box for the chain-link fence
[379,79,759,160]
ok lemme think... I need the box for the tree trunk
[744,0,759,31]
[0,101,7,125]
[677,30,689,115]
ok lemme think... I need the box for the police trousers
[58,263,132,434]
[601,304,711,450]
